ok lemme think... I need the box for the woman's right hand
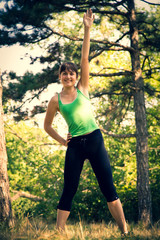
[64,133,72,146]
[83,9,95,28]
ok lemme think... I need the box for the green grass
[0,218,160,240]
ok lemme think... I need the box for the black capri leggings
[57,129,119,211]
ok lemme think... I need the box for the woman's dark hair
[59,62,78,77]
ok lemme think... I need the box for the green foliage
[137,6,160,52]
[5,120,160,223]
[147,103,160,222]
[6,121,64,219]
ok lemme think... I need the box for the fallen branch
[11,190,47,202]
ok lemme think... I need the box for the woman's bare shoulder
[50,93,58,103]
[48,93,59,111]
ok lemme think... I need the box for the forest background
[0,0,160,231]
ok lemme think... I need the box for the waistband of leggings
[69,129,101,143]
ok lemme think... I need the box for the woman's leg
[56,146,85,230]
[87,134,128,233]
[56,209,70,231]
[107,199,128,233]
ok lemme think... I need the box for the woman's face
[60,69,77,87]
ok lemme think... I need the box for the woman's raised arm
[78,9,95,95]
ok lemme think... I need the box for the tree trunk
[127,0,152,224]
[0,71,14,227]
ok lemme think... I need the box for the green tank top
[58,88,99,137]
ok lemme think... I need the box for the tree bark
[127,0,152,224]
[0,71,14,227]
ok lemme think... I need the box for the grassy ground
[0,218,160,240]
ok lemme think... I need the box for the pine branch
[14,86,47,112]
[101,128,136,138]
[44,24,135,52]
[63,6,128,17]
[89,67,159,78]
[143,67,160,72]
[90,70,133,78]
[89,49,106,61]
[140,0,160,5]
[115,31,130,43]
[147,111,160,121]
[91,91,129,97]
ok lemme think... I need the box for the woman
[44,9,128,236]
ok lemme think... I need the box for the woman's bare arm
[44,95,71,146]
[78,9,95,96]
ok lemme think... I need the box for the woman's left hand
[64,133,72,146]
[83,9,95,28]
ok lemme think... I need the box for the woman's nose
[66,73,71,78]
